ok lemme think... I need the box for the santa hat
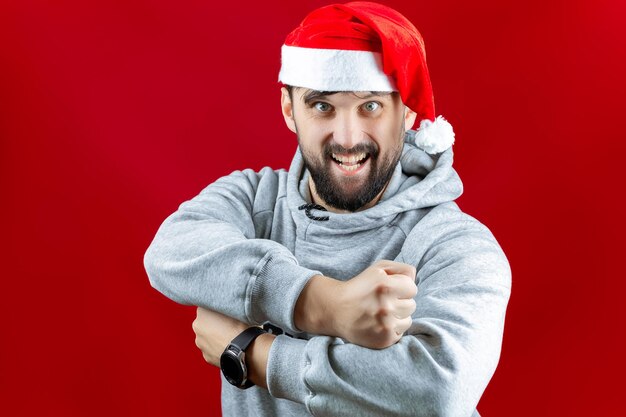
[278,1,454,154]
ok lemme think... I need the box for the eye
[313,102,332,112]
[362,101,380,112]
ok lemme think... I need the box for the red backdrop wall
[1,1,625,416]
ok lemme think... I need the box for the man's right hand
[294,260,418,349]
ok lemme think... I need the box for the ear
[404,106,418,131]
[281,87,297,134]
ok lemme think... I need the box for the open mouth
[330,152,371,172]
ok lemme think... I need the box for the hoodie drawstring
[298,203,330,221]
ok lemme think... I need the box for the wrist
[294,274,342,335]
[220,323,249,356]
[245,333,275,389]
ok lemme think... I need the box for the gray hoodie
[143,130,511,417]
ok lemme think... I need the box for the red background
[1,1,625,416]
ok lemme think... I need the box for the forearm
[146,230,320,332]
[293,274,341,335]
[193,307,275,390]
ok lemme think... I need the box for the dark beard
[301,140,402,212]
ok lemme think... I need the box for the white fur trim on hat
[414,115,455,154]
[279,44,397,92]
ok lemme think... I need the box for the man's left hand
[192,307,248,367]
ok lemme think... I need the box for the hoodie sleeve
[265,206,512,417]
[143,168,321,334]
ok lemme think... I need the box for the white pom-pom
[414,115,455,154]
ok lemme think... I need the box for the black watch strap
[231,326,266,351]
[228,327,266,389]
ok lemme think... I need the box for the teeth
[332,152,366,163]
[342,163,362,171]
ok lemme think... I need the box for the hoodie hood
[286,130,463,233]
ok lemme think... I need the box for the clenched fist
[295,260,418,349]
[334,260,418,349]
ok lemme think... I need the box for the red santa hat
[278,1,454,154]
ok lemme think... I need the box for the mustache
[323,142,379,158]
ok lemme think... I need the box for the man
[144,2,511,417]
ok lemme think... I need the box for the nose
[332,112,364,150]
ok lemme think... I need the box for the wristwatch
[220,326,267,389]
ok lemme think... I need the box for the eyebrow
[301,90,392,105]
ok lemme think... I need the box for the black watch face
[220,352,245,386]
